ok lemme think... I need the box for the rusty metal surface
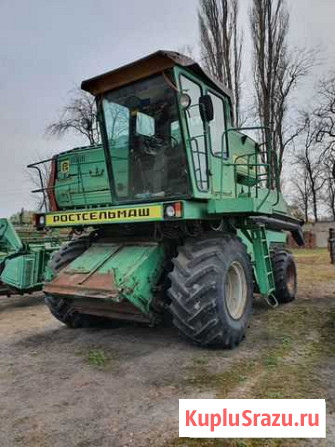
[44,271,119,300]
[44,269,153,323]
[81,50,232,100]
[44,241,165,321]
[72,298,151,323]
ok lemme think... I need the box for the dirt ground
[0,248,334,447]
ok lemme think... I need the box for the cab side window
[208,92,226,156]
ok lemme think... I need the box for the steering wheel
[145,135,179,155]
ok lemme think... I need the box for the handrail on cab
[219,126,280,208]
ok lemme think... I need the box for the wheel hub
[225,261,248,320]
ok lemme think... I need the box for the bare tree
[275,49,315,173]
[321,157,335,220]
[46,89,100,145]
[250,0,314,182]
[291,170,311,223]
[293,114,324,222]
[314,73,335,155]
[309,73,335,220]
[198,0,243,125]
[29,89,99,212]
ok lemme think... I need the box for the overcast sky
[0,0,334,217]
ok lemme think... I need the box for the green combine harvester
[0,218,59,296]
[30,51,303,347]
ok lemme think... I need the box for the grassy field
[167,249,335,447]
[293,248,335,290]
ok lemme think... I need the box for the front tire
[168,234,253,348]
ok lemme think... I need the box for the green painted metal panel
[1,251,44,290]
[66,244,120,274]
[182,200,208,218]
[207,189,287,216]
[1,255,34,289]
[55,145,112,209]
[267,230,287,244]
[64,242,165,314]
[0,219,24,253]
[0,218,60,293]
[208,197,272,215]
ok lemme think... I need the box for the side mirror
[199,95,214,122]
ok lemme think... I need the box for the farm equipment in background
[0,218,60,296]
[30,50,304,348]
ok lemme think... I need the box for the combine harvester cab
[30,51,304,347]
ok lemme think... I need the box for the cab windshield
[102,73,188,203]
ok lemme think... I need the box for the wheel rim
[286,262,296,296]
[225,261,248,320]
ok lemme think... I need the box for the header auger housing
[0,218,60,296]
[30,50,303,347]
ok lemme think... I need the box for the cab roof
[81,50,233,102]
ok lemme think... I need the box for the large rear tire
[44,236,106,328]
[168,234,253,348]
[271,249,297,304]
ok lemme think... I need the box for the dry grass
[293,248,335,288]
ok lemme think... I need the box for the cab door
[178,72,211,197]
[206,89,235,198]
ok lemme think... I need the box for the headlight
[180,93,191,109]
[34,214,45,228]
[164,202,183,219]
[165,205,175,218]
